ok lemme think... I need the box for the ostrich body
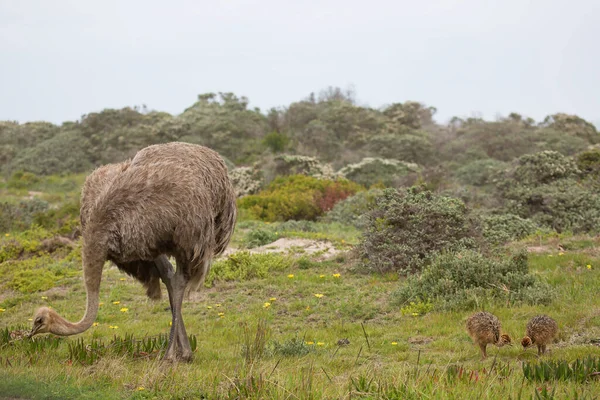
[466,311,512,359]
[29,142,237,362]
[521,315,558,355]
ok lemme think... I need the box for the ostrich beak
[28,324,41,338]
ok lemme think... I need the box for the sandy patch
[222,238,341,260]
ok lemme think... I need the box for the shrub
[338,157,420,188]
[229,165,263,197]
[496,151,600,233]
[392,249,553,311]
[480,213,538,245]
[268,336,314,357]
[322,188,383,229]
[356,187,479,274]
[205,252,292,286]
[273,154,337,180]
[262,131,290,153]
[454,159,507,186]
[237,175,362,222]
[244,229,279,249]
[0,198,49,233]
[576,149,600,178]
[502,151,580,187]
[6,171,41,189]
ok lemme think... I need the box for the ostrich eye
[35,317,43,324]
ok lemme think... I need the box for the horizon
[1,0,599,126]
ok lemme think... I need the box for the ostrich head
[28,306,59,337]
[521,336,533,349]
[497,334,512,347]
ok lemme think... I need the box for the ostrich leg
[154,256,193,361]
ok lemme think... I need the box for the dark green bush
[392,249,553,311]
[322,188,383,229]
[356,187,480,274]
[454,159,507,186]
[244,229,279,248]
[237,175,362,222]
[6,171,41,189]
[480,213,538,245]
[576,149,600,178]
[338,157,420,188]
[496,151,600,233]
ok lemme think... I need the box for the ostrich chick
[521,315,558,355]
[466,311,512,359]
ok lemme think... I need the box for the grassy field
[1,177,600,399]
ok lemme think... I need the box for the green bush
[262,131,290,153]
[205,252,292,286]
[322,188,383,229]
[244,229,279,248]
[357,187,480,274]
[480,213,538,245]
[237,175,362,222]
[392,249,553,311]
[454,159,507,186]
[6,171,41,189]
[496,151,600,233]
[338,157,420,188]
[0,198,49,233]
[576,149,600,178]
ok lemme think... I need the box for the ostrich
[28,142,237,362]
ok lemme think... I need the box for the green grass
[2,180,600,399]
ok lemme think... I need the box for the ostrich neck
[52,229,106,336]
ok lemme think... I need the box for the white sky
[1,0,598,125]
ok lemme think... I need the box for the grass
[1,178,600,398]
[1,237,600,399]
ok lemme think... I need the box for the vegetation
[357,187,479,274]
[2,90,600,398]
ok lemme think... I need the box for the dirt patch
[526,245,553,254]
[408,336,434,345]
[222,238,341,260]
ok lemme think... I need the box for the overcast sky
[1,0,598,125]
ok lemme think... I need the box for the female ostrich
[28,142,237,362]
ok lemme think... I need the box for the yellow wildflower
[319,274,325,278]
[412,312,419,316]
[314,293,324,298]
[120,307,128,312]
[109,325,119,329]
[92,322,99,327]
[306,341,314,345]
[269,297,277,301]
[333,273,341,278]
[206,306,212,309]
[4,233,9,237]
[263,302,271,308]
[0,308,5,312]
[391,342,398,346]
[306,306,310,311]
[288,274,294,278]
[317,342,324,346]
[215,303,222,307]
[558,252,564,256]
[41,296,48,300]
[99,302,104,306]
[587,264,592,270]
[137,387,145,391]
[119,278,126,281]
[112,301,120,305]
[28,318,33,321]
[218,312,224,317]
[169,321,172,326]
